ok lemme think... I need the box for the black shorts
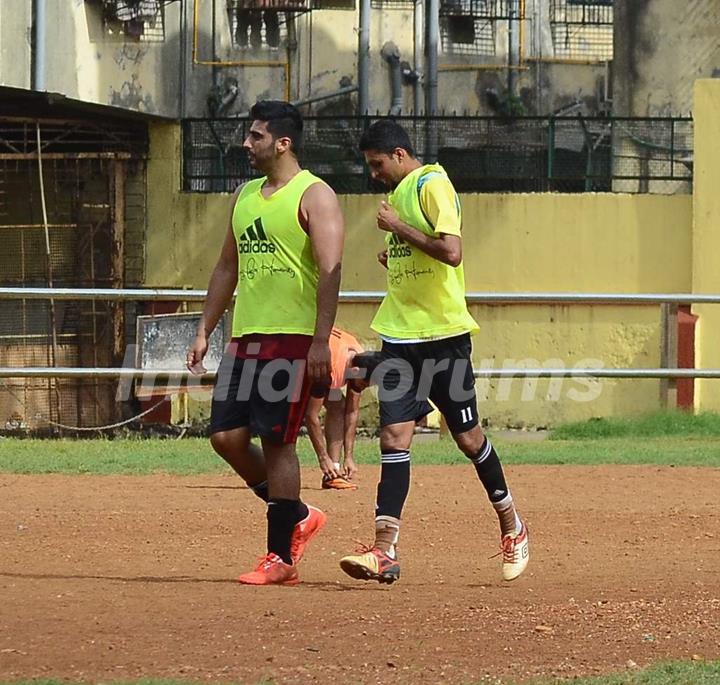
[209,354,311,444]
[377,333,478,434]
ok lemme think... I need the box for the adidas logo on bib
[388,232,411,258]
[239,218,276,254]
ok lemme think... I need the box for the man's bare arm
[376,201,462,267]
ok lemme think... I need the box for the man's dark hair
[359,120,414,156]
[249,100,303,152]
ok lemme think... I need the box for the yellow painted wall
[146,121,693,426]
[692,80,720,412]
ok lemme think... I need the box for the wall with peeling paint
[0,2,32,89]
[614,0,719,117]
[0,0,184,116]
[0,0,612,120]
[144,122,694,426]
[190,0,611,117]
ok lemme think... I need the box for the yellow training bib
[231,169,324,336]
[371,164,479,339]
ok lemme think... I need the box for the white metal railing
[0,288,718,386]
[3,287,720,305]
[0,367,718,380]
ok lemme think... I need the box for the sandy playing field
[1,465,718,684]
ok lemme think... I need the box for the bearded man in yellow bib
[187,101,344,586]
[339,120,529,585]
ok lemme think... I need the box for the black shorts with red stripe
[209,334,313,444]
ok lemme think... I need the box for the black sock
[376,449,411,519]
[249,480,269,502]
[469,437,509,503]
[267,498,304,564]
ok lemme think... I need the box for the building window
[440,0,514,56]
[99,0,172,41]
[227,0,346,49]
[370,0,412,10]
[550,0,613,61]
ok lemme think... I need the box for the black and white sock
[470,437,521,535]
[375,449,411,520]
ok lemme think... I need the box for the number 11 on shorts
[460,406,473,424]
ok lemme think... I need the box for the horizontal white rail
[1,288,717,384]
[1,368,719,380]
[2,287,720,305]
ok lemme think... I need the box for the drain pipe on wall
[381,42,403,115]
[425,0,439,115]
[358,0,371,114]
[508,0,519,98]
[425,0,439,161]
[414,0,424,114]
[31,0,47,91]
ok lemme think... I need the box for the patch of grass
[523,660,720,684]
[1,432,720,475]
[0,437,227,475]
[497,437,720,467]
[550,411,720,440]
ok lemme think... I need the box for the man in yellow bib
[187,101,344,586]
[339,120,529,584]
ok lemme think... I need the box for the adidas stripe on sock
[375,449,410,520]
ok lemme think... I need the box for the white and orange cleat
[500,521,529,581]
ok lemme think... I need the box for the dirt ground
[1,465,719,685]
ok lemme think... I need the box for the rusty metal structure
[0,109,148,429]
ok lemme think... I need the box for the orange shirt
[329,328,364,389]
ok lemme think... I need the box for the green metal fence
[183,115,693,194]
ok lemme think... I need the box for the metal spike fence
[183,115,693,194]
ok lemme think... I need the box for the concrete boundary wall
[146,122,697,426]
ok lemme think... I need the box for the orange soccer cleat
[238,553,299,586]
[322,475,358,490]
[289,504,327,564]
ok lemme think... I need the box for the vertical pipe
[179,0,188,117]
[358,0,371,114]
[286,13,298,102]
[382,43,403,115]
[211,0,219,89]
[518,0,525,64]
[32,0,47,91]
[508,0,519,97]
[425,0,439,162]
[425,0,438,115]
[413,0,424,114]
